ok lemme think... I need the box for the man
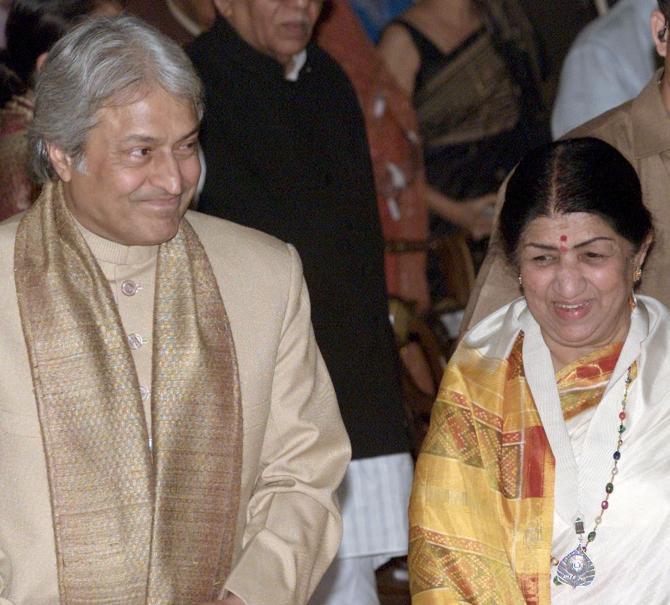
[552,0,657,138]
[0,15,350,605]
[463,0,670,330]
[187,2,413,604]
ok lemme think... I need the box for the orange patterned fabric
[409,334,622,604]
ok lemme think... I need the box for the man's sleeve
[223,245,351,605]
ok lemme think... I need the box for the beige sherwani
[463,70,670,328]
[0,209,351,604]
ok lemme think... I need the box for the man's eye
[130,147,151,158]
[177,140,198,155]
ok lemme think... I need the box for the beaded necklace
[551,365,634,588]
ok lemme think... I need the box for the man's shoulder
[186,210,292,267]
[567,97,635,153]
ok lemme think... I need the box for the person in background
[125,0,215,45]
[410,138,670,604]
[0,15,349,604]
[188,1,414,603]
[316,0,430,311]
[349,0,412,42]
[552,0,657,138]
[0,0,10,48]
[378,0,549,300]
[463,0,670,330]
[0,0,124,221]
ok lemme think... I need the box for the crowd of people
[0,1,669,604]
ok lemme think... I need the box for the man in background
[188,1,413,603]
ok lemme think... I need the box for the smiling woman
[408,138,670,605]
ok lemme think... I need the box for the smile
[553,300,592,319]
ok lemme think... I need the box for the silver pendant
[555,546,595,588]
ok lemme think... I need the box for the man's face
[215,0,323,68]
[50,87,200,246]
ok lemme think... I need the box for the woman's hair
[659,0,670,20]
[0,0,124,106]
[498,137,653,264]
[29,14,204,182]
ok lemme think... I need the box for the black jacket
[188,18,408,459]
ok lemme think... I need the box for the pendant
[554,546,595,588]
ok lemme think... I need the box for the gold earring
[634,267,642,283]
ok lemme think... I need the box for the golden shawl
[13,182,243,604]
[409,310,624,604]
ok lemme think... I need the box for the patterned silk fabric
[14,182,243,604]
[409,334,622,604]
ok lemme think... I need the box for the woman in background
[0,0,123,221]
[378,0,549,298]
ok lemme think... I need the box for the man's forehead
[92,87,199,138]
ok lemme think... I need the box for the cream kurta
[0,209,351,605]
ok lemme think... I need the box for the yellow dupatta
[409,331,622,605]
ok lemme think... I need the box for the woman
[409,138,670,604]
[378,0,548,296]
[0,0,123,221]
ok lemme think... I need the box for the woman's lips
[553,300,593,320]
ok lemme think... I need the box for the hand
[453,193,496,241]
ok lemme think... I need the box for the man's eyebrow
[118,127,200,146]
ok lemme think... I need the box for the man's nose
[151,151,182,195]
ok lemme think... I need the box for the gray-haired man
[0,15,349,605]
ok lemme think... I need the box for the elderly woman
[408,137,670,604]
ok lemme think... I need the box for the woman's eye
[583,251,605,260]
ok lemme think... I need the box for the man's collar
[631,68,670,158]
[214,16,309,81]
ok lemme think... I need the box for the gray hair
[29,14,204,182]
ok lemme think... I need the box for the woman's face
[518,212,649,368]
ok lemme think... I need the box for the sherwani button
[140,385,150,401]
[121,280,139,296]
[127,333,144,350]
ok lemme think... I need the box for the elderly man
[463,0,670,330]
[0,15,349,605]
[187,2,413,604]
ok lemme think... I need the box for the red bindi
[560,235,567,242]
[559,234,568,251]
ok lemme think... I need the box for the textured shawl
[14,182,243,604]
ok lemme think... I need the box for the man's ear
[652,10,668,58]
[35,52,48,74]
[212,0,232,18]
[46,143,74,182]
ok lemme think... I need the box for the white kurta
[514,296,670,604]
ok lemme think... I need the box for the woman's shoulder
[459,298,527,359]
